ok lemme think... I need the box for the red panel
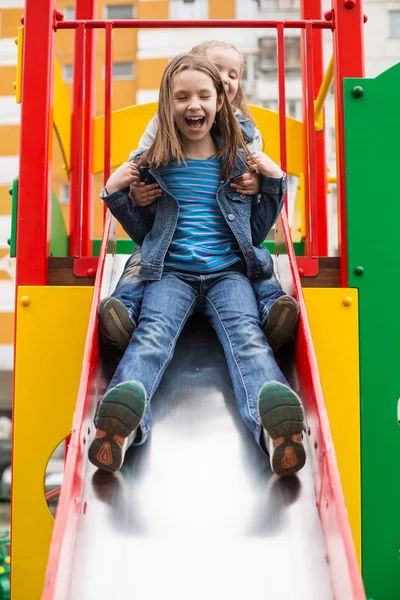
[331,0,365,285]
[16,0,57,287]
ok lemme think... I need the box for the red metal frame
[331,0,365,285]
[15,1,57,287]
[69,23,85,257]
[79,0,97,256]
[301,0,328,257]
[57,19,332,30]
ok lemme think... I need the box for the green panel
[50,190,69,256]
[8,178,18,258]
[92,239,136,256]
[8,180,68,258]
[344,64,400,599]
[92,239,304,257]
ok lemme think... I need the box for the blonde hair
[190,40,255,124]
[137,53,249,180]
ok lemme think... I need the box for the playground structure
[8,0,400,598]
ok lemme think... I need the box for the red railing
[56,17,332,268]
[16,9,364,289]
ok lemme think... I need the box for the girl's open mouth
[185,116,206,131]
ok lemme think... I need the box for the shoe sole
[258,382,306,477]
[89,381,146,473]
[263,297,299,353]
[98,298,134,352]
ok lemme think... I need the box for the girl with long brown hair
[99,41,298,356]
[89,53,306,478]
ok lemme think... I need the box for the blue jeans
[112,248,147,328]
[106,269,290,451]
[113,249,286,329]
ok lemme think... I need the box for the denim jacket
[102,152,286,281]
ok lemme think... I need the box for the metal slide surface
[69,315,332,600]
[43,214,365,600]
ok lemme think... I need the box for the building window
[389,11,400,38]
[102,62,135,80]
[64,6,74,19]
[170,0,207,19]
[104,4,135,19]
[62,64,73,83]
[257,0,300,9]
[60,184,70,206]
[258,37,300,74]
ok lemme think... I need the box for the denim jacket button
[240,194,246,200]
[228,214,235,221]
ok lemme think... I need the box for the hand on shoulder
[248,152,284,179]
[106,162,140,195]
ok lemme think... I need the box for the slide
[41,213,365,600]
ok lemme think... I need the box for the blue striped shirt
[160,158,241,273]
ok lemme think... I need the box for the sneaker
[89,381,146,473]
[258,381,306,477]
[262,295,299,353]
[98,297,135,352]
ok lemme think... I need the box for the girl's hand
[129,181,162,207]
[106,162,140,195]
[231,170,262,195]
[248,152,284,179]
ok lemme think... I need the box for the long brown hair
[137,53,249,180]
[190,40,255,125]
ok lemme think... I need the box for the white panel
[0,346,13,371]
[0,0,24,6]
[0,216,11,245]
[0,156,19,185]
[137,29,258,60]
[0,38,18,67]
[136,89,160,104]
[0,96,21,125]
[0,281,15,311]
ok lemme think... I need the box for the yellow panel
[303,288,361,564]
[15,26,23,104]
[209,0,235,18]
[291,172,305,242]
[0,186,13,215]
[53,59,72,172]
[93,102,158,172]
[93,103,304,176]
[250,105,304,176]
[12,286,93,600]
[0,8,22,38]
[0,66,17,96]
[0,312,14,344]
[0,125,19,156]
[137,1,169,19]
[137,58,169,91]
